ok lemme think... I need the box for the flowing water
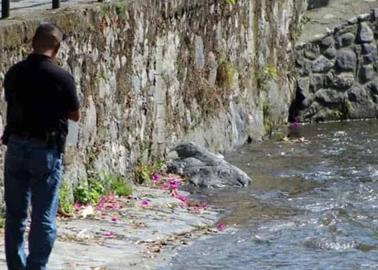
[160,120,378,270]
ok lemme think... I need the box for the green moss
[341,100,353,119]
[59,181,74,214]
[114,1,128,18]
[256,64,278,91]
[109,176,133,197]
[0,215,4,229]
[217,59,235,89]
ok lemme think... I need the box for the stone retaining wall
[292,10,378,122]
[0,0,305,201]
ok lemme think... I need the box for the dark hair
[32,23,64,51]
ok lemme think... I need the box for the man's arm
[63,74,80,121]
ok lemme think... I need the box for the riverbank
[0,185,221,270]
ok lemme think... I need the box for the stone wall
[306,0,330,10]
[0,0,305,190]
[292,11,378,122]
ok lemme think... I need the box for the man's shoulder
[45,62,74,82]
[6,60,28,75]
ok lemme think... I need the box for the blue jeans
[4,135,62,270]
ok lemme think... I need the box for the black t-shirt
[3,53,79,139]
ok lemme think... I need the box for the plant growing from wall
[74,181,103,205]
[256,64,278,90]
[263,102,274,137]
[73,173,134,205]
[59,181,74,214]
[225,0,237,5]
[262,102,285,138]
[134,160,167,185]
[103,174,133,197]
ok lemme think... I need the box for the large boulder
[168,143,252,188]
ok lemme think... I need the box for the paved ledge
[0,186,220,270]
[299,0,378,44]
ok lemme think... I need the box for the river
[159,120,378,270]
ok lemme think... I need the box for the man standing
[2,23,80,270]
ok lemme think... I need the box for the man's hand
[68,110,80,122]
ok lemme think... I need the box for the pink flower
[74,203,82,211]
[175,194,189,207]
[168,179,181,190]
[111,216,118,222]
[175,194,188,203]
[152,173,162,183]
[217,222,226,231]
[162,182,170,190]
[201,201,209,209]
[103,231,114,238]
[96,196,106,210]
[291,117,300,129]
[140,199,151,207]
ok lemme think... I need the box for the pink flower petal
[74,203,82,211]
[217,223,226,231]
[140,199,151,207]
[152,173,162,183]
[103,231,114,238]
[111,216,118,222]
[201,201,209,209]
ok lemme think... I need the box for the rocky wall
[292,10,378,122]
[0,0,305,189]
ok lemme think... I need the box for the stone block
[310,74,325,93]
[323,47,337,59]
[363,54,378,64]
[346,86,377,118]
[296,77,313,109]
[347,85,367,102]
[357,22,374,43]
[299,59,313,76]
[362,43,377,55]
[337,32,355,47]
[328,72,355,91]
[307,0,330,10]
[320,36,335,49]
[297,77,310,94]
[359,65,375,84]
[304,44,320,60]
[366,79,378,95]
[312,55,334,73]
[336,49,357,72]
[315,88,345,105]
[373,8,378,21]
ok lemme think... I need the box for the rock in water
[168,143,252,188]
